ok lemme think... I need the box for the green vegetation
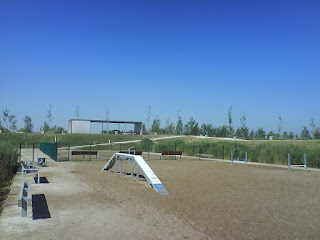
[151,139,320,168]
[0,143,19,185]
[0,133,144,149]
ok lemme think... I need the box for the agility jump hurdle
[230,152,247,166]
[102,153,169,195]
[288,153,307,171]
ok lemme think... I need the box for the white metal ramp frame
[102,153,169,195]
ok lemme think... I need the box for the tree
[255,128,266,138]
[151,116,161,133]
[278,114,283,137]
[8,114,17,132]
[288,132,295,139]
[3,107,9,129]
[184,117,199,135]
[236,114,249,138]
[300,126,311,139]
[74,106,80,119]
[146,106,151,133]
[47,104,54,127]
[138,137,154,151]
[200,123,213,136]
[227,105,234,136]
[313,128,320,139]
[175,112,183,135]
[267,130,275,137]
[41,122,50,133]
[142,123,147,134]
[249,130,255,138]
[282,131,288,139]
[164,119,175,134]
[23,115,33,133]
[310,113,315,138]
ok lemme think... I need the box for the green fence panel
[40,142,57,161]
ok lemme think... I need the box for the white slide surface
[102,153,169,194]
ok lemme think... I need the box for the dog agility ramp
[102,153,169,195]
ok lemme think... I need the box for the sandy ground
[0,149,320,239]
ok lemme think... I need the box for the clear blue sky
[1,0,319,133]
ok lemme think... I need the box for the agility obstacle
[230,152,247,166]
[288,153,307,171]
[102,153,169,195]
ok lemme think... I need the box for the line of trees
[144,106,320,140]
[0,105,65,134]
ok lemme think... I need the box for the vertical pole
[120,159,122,175]
[32,143,35,162]
[131,158,134,182]
[136,164,139,181]
[175,142,177,160]
[304,153,307,171]
[245,152,248,165]
[67,144,70,161]
[222,145,224,160]
[115,156,118,175]
[231,152,233,166]
[19,142,22,162]
[288,153,290,171]
[235,145,238,160]
[37,170,40,184]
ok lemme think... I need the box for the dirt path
[0,150,204,240]
[1,150,320,239]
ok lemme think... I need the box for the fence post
[231,152,233,166]
[222,145,224,160]
[304,153,307,171]
[288,153,290,171]
[175,142,177,160]
[115,156,118,176]
[19,142,22,162]
[245,152,248,165]
[68,143,70,161]
[89,143,91,160]
[131,158,134,182]
[32,143,35,162]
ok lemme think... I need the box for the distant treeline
[151,140,320,168]
[146,116,320,140]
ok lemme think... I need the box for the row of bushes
[0,143,19,185]
[151,140,320,168]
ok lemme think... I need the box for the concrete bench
[161,151,183,159]
[18,181,32,217]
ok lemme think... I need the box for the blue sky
[1,0,319,133]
